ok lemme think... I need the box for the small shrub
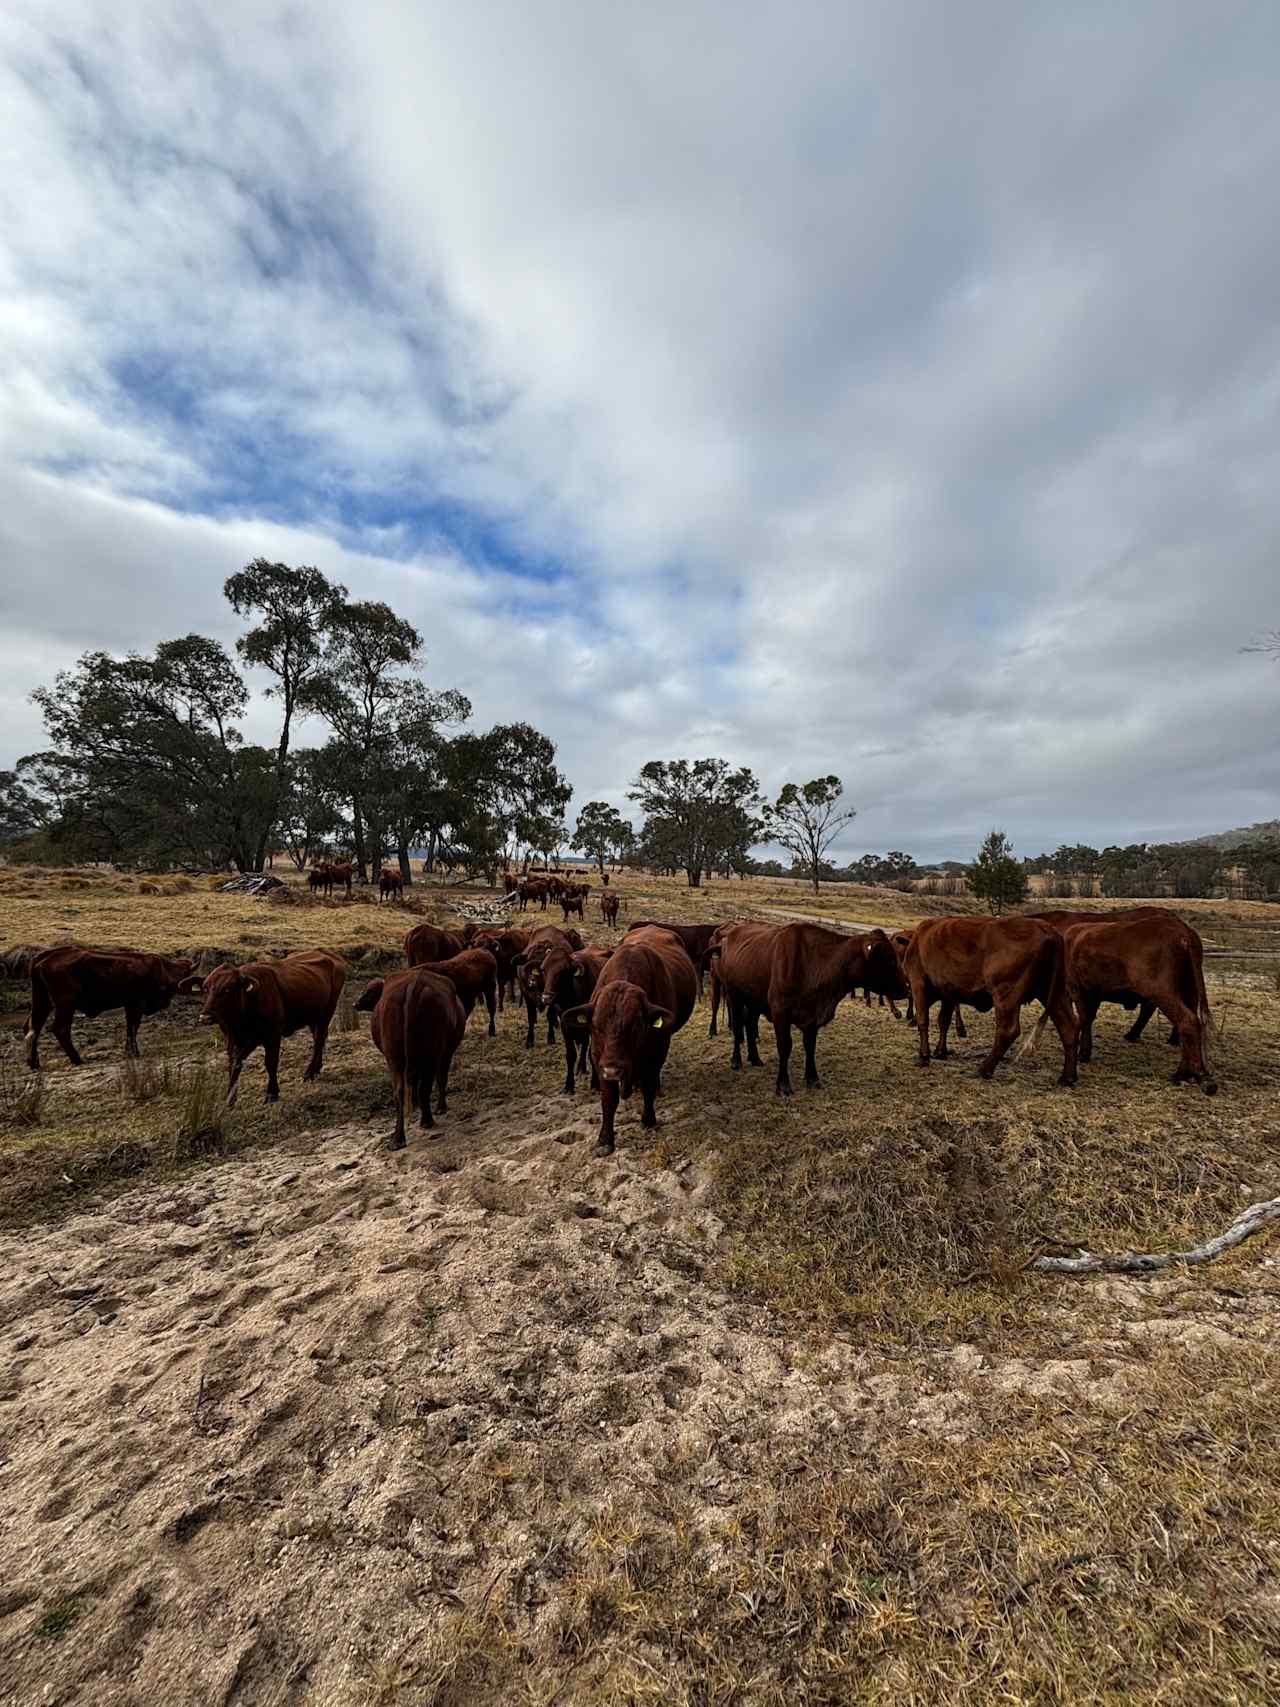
[118,1056,177,1103]
[175,1062,223,1151]
[336,991,359,1032]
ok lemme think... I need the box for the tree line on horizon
[1,563,1277,903]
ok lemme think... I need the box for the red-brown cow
[1024,907,1178,1044]
[327,862,355,898]
[887,927,965,1039]
[26,946,196,1069]
[903,918,1077,1085]
[538,945,610,1093]
[379,870,403,902]
[404,922,464,966]
[561,890,585,923]
[600,890,621,927]
[1059,915,1216,1093]
[178,949,347,1104]
[355,968,466,1148]
[625,921,722,996]
[472,927,530,1012]
[308,865,331,896]
[515,924,582,1048]
[416,948,499,1036]
[558,926,697,1154]
[711,921,903,1095]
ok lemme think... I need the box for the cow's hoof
[592,1142,615,1159]
[1202,1080,1218,1097]
[805,1078,823,1091]
[387,1133,405,1151]
[1057,1075,1077,1088]
[916,1059,930,1069]
[775,1084,792,1098]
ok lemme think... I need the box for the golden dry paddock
[2,862,1279,1703]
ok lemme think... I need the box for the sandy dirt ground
[4,1076,1277,1705]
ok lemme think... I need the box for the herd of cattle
[16,896,1218,1157]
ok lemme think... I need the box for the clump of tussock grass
[117,1055,179,1104]
[0,1048,44,1127]
[173,1061,223,1157]
[336,990,359,1033]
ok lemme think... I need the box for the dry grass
[2,862,1280,1700]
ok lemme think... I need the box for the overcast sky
[3,1,1279,864]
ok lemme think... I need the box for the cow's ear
[243,978,256,994]
[648,1004,676,1031]
[177,975,203,994]
[559,1004,592,1035]
[573,964,585,981]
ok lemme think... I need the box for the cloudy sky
[3,1,1279,864]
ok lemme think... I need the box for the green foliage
[763,775,856,893]
[571,801,630,872]
[628,758,763,887]
[967,829,1028,914]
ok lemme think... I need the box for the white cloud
[2,0,1280,862]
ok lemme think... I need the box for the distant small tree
[764,775,856,895]
[967,829,1028,915]
[571,801,630,874]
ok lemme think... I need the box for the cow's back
[405,924,463,966]
[713,922,779,1005]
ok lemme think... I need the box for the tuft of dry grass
[0,1046,45,1127]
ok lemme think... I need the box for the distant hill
[1175,820,1280,853]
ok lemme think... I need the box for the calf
[404,922,464,966]
[711,921,903,1095]
[600,891,621,927]
[355,969,466,1147]
[379,870,403,902]
[561,890,585,923]
[1060,915,1215,1093]
[558,926,697,1155]
[904,918,1076,1085]
[308,865,331,897]
[539,946,610,1093]
[26,946,196,1069]
[178,949,346,1104]
[416,948,499,1036]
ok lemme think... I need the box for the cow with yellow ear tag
[557,926,697,1157]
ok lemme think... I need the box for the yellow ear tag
[652,1016,663,1028]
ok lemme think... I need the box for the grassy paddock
[3,863,1280,1699]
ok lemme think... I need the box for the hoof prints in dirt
[0,1099,1262,1704]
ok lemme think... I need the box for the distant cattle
[1060,914,1215,1094]
[327,862,355,898]
[178,949,347,1104]
[308,865,331,896]
[600,890,621,927]
[355,968,467,1147]
[561,889,585,923]
[559,926,698,1154]
[903,917,1077,1085]
[404,922,464,966]
[26,946,196,1069]
[379,870,403,902]
[710,921,903,1095]
[416,948,499,1036]
[518,878,549,912]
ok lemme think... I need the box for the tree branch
[1027,1195,1280,1275]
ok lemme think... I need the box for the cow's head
[162,956,196,994]
[176,963,258,1028]
[560,980,673,1098]
[864,928,908,996]
[354,978,385,1012]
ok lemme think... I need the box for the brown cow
[473,927,530,1012]
[903,918,1077,1085]
[538,945,610,1093]
[379,870,403,902]
[327,861,354,898]
[308,865,331,896]
[1059,915,1215,1093]
[416,948,499,1036]
[625,921,722,995]
[26,946,196,1069]
[355,968,466,1147]
[1024,907,1179,1044]
[561,890,585,923]
[177,949,346,1104]
[711,921,903,1095]
[887,927,965,1039]
[515,924,582,1048]
[558,926,698,1154]
[404,922,464,966]
[600,890,621,927]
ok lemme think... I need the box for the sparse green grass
[33,1595,87,1642]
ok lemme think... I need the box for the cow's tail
[1016,931,1065,1059]
[401,982,417,1129]
[1189,937,1216,1064]
[24,963,49,1043]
